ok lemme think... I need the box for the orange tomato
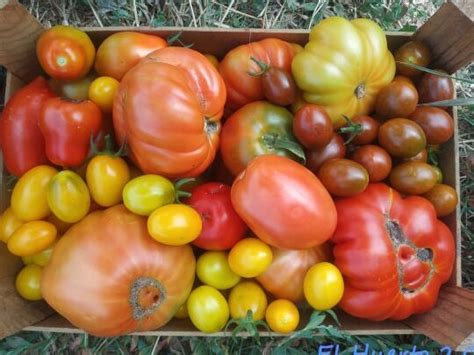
[265,299,300,333]
[88,76,120,113]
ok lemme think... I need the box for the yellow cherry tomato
[16,264,43,301]
[147,204,202,246]
[47,170,91,223]
[174,303,189,319]
[0,207,24,243]
[204,54,219,69]
[187,285,229,333]
[8,221,57,257]
[196,251,241,290]
[86,154,131,207]
[123,175,175,216]
[228,238,273,278]
[228,281,267,321]
[11,165,58,221]
[265,299,300,333]
[88,76,120,113]
[304,262,344,311]
[22,242,56,267]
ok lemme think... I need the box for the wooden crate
[0,0,473,351]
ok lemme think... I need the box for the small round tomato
[16,264,43,301]
[0,207,24,243]
[86,154,131,207]
[174,303,189,319]
[293,104,333,149]
[147,204,202,246]
[47,170,91,223]
[351,145,392,182]
[389,161,438,195]
[409,107,454,145]
[394,41,431,77]
[375,80,418,119]
[187,285,229,333]
[22,242,56,267]
[204,54,219,69]
[378,118,426,158]
[304,262,344,311]
[422,184,458,217]
[343,115,379,145]
[49,73,96,100]
[196,251,241,290]
[88,76,120,113]
[36,25,95,80]
[8,221,57,257]
[305,135,346,173]
[417,70,454,109]
[318,159,369,197]
[228,238,273,278]
[123,175,175,216]
[228,281,268,321]
[11,165,58,221]
[265,299,300,333]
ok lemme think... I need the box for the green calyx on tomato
[339,115,364,145]
[261,134,306,164]
[90,133,126,158]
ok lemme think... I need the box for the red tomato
[113,47,226,178]
[292,104,333,149]
[417,71,454,110]
[186,182,247,250]
[332,183,454,321]
[231,155,337,250]
[409,107,454,145]
[351,145,392,182]
[305,135,346,173]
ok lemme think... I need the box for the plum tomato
[422,184,458,217]
[417,70,454,109]
[351,145,392,182]
[409,107,454,145]
[317,159,369,197]
[389,161,438,195]
[304,262,344,311]
[187,285,229,333]
[305,135,346,173]
[375,80,418,120]
[378,118,426,158]
[292,104,333,149]
[341,115,379,145]
[394,41,431,77]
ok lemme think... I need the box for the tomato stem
[90,133,127,157]
[174,178,196,203]
[247,56,270,77]
[427,145,439,167]
[339,115,363,145]
[262,134,306,164]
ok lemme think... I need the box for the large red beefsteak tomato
[113,47,226,178]
[332,183,455,320]
[41,205,195,336]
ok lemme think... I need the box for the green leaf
[395,61,474,84]
[305,311,326,330]
[324,309,341,326]
[418,97,474,107]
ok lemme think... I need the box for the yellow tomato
[47,170,90,223]
[0,207,24,243]
[196,251,241,290]
[8,221,57,257]
[204,54,219,69]
[22,242,56,267]
[187,285,229,333]
[147,204,202,246]
[16,264,43,301]
[174,303,189,319]
[303,262,344,311]
[228,281,267,321]
[228,238,273,278]
[265,299,300,333]
[88,76,120,113]
[86,154,130,207]
[292,17,395,128]
[11,165,58,221]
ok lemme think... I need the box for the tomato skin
[228,238,273,278]
[304,262,344,311]
[348,115,379,145]
[11,165,58,221]
[401,149,428,163]
[228,281,268,320]
[39,98,103,168]
[0,208,24,243]
[375,80,418,119]
[409,107,454,145]
[433,166,443,184]
[220,101,302,176]
[49,73,95,100]
[417,71,454,110]
[86,155,131,207]
[394,41,431,77]
[22,242,56,267]
[196,251,241,290]
[187,285,229,333]
[36,25,95,80]
[204,54,219,69]
[351,145,392,182]
[318,159,369,197]
[265,300,300,333]
[390,162,438,195]
[378,118,426,158]
[231,155,337,249]
[293,104,333,149]
[95,32,167,80]
[422,184,458,217]
[42,205,196,336]
[261,67,297,106]
[47,170,91,223]
[16,265,43,301]
[332,183,454,320]
[147,204,202,246]
[8,221,57,257]
[88,76,120,113]
[0,77,55,176]
[305,135,346,173]
[186,182,246,250]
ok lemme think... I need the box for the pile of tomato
[0,17,457,337]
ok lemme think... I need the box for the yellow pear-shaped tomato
[292,17,395,128]
[0,207,24,243]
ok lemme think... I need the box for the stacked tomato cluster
[0,17,456,336]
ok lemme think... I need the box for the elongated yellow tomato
[0,207,24,243]
[196,251,241,290]
[86,155,131,207]
[11,165,58,221]
[303,262,344,311]
[8,221,57,256]
[16,264,43,301]
[22,242,56,267]
[292,17,395,128]
[228,238,273,278]
[228,281,267,320]
[187,285,229,333]
[47,170,91,223]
